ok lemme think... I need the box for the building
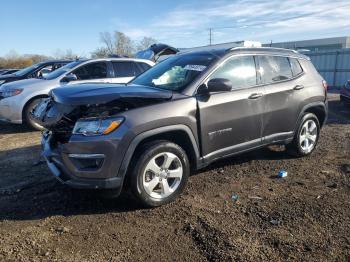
[264,36,350,52]
[181,36,350,87]
[181,36,350,53]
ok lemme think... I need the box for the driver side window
[209,56,257,90]
[72,62,107,80]
[37,65,53,78]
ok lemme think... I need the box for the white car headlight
[0,88,23,98]
[72,117,124,136]
[0,80,5,85]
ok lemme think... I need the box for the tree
[91,47,110,58]
[136,37,157,52]
[99,32,114,54]
[114,31,134,56]
[0,51,35,69]
[29,54,50,64]
[95,31,156,57]
[53,49,78,60]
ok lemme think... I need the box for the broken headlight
[72,117,124,136]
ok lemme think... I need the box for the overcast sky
[1,0,349,57]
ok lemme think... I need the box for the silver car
[0,58,154,129]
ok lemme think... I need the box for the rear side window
[289,58,303,77]
[73,62,107,80]
[258,56,292,83]
[209,55,257,89]
[135,62,151,74]
[113,61,135,77]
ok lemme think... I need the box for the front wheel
[23,98,46,131]
[287,113,320,157]
[130,141,190,207]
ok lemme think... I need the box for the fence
[306,49,350,88]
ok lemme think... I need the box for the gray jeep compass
[35,47,328,207]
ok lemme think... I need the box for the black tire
[23,98,46,131]
[287,113,320,157]
[130,140,190,207]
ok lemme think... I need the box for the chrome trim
[68,154,105,159]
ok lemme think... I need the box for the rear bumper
[42,133,124,191]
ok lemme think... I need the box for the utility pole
[209,28,212,45]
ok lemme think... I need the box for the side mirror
[207,78,232,93]
[61,73,77,83]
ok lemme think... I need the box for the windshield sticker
[184,65,207,72]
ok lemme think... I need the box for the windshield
[131,53,217,91]
[43,61,84,80]
[14,63,43,77]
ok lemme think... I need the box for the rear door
[197,55,264,160]
[257,55,305,142]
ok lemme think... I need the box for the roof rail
[226,41,262,51]
[228,46,300,54]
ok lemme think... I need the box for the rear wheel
[287,113,320,157]
[130,141,190,207]
[23,98,46,131]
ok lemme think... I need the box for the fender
[117,124,201,179]
[294,101,328,134]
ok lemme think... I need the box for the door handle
[249,93,264,99]
[293,85,304,90]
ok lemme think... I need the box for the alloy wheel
[142,152,183,199]
[299,119,318,153]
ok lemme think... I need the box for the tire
[23,98,46,131]
[287,113,320,157]
[130,140,190,207]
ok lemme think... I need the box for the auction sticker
[184,65,207,71]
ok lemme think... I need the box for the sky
[0,0,350,57]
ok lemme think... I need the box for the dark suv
[36,47,328,207]
[0,60,71,86]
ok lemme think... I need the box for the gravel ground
[0,93,349,261]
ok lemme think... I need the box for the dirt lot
[0,93,349,262]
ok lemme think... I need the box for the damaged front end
[33,84,173,142]
[33,98,131,143]
[35,84,173,189]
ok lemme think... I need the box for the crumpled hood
[1,78,46,89]
[51,83,173,105]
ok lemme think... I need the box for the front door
[68,61,109,85]
[197,55,264,161]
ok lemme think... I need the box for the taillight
[322,80,328,93]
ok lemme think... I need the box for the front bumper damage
[36,84,173,192]
[41,132,124,191]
